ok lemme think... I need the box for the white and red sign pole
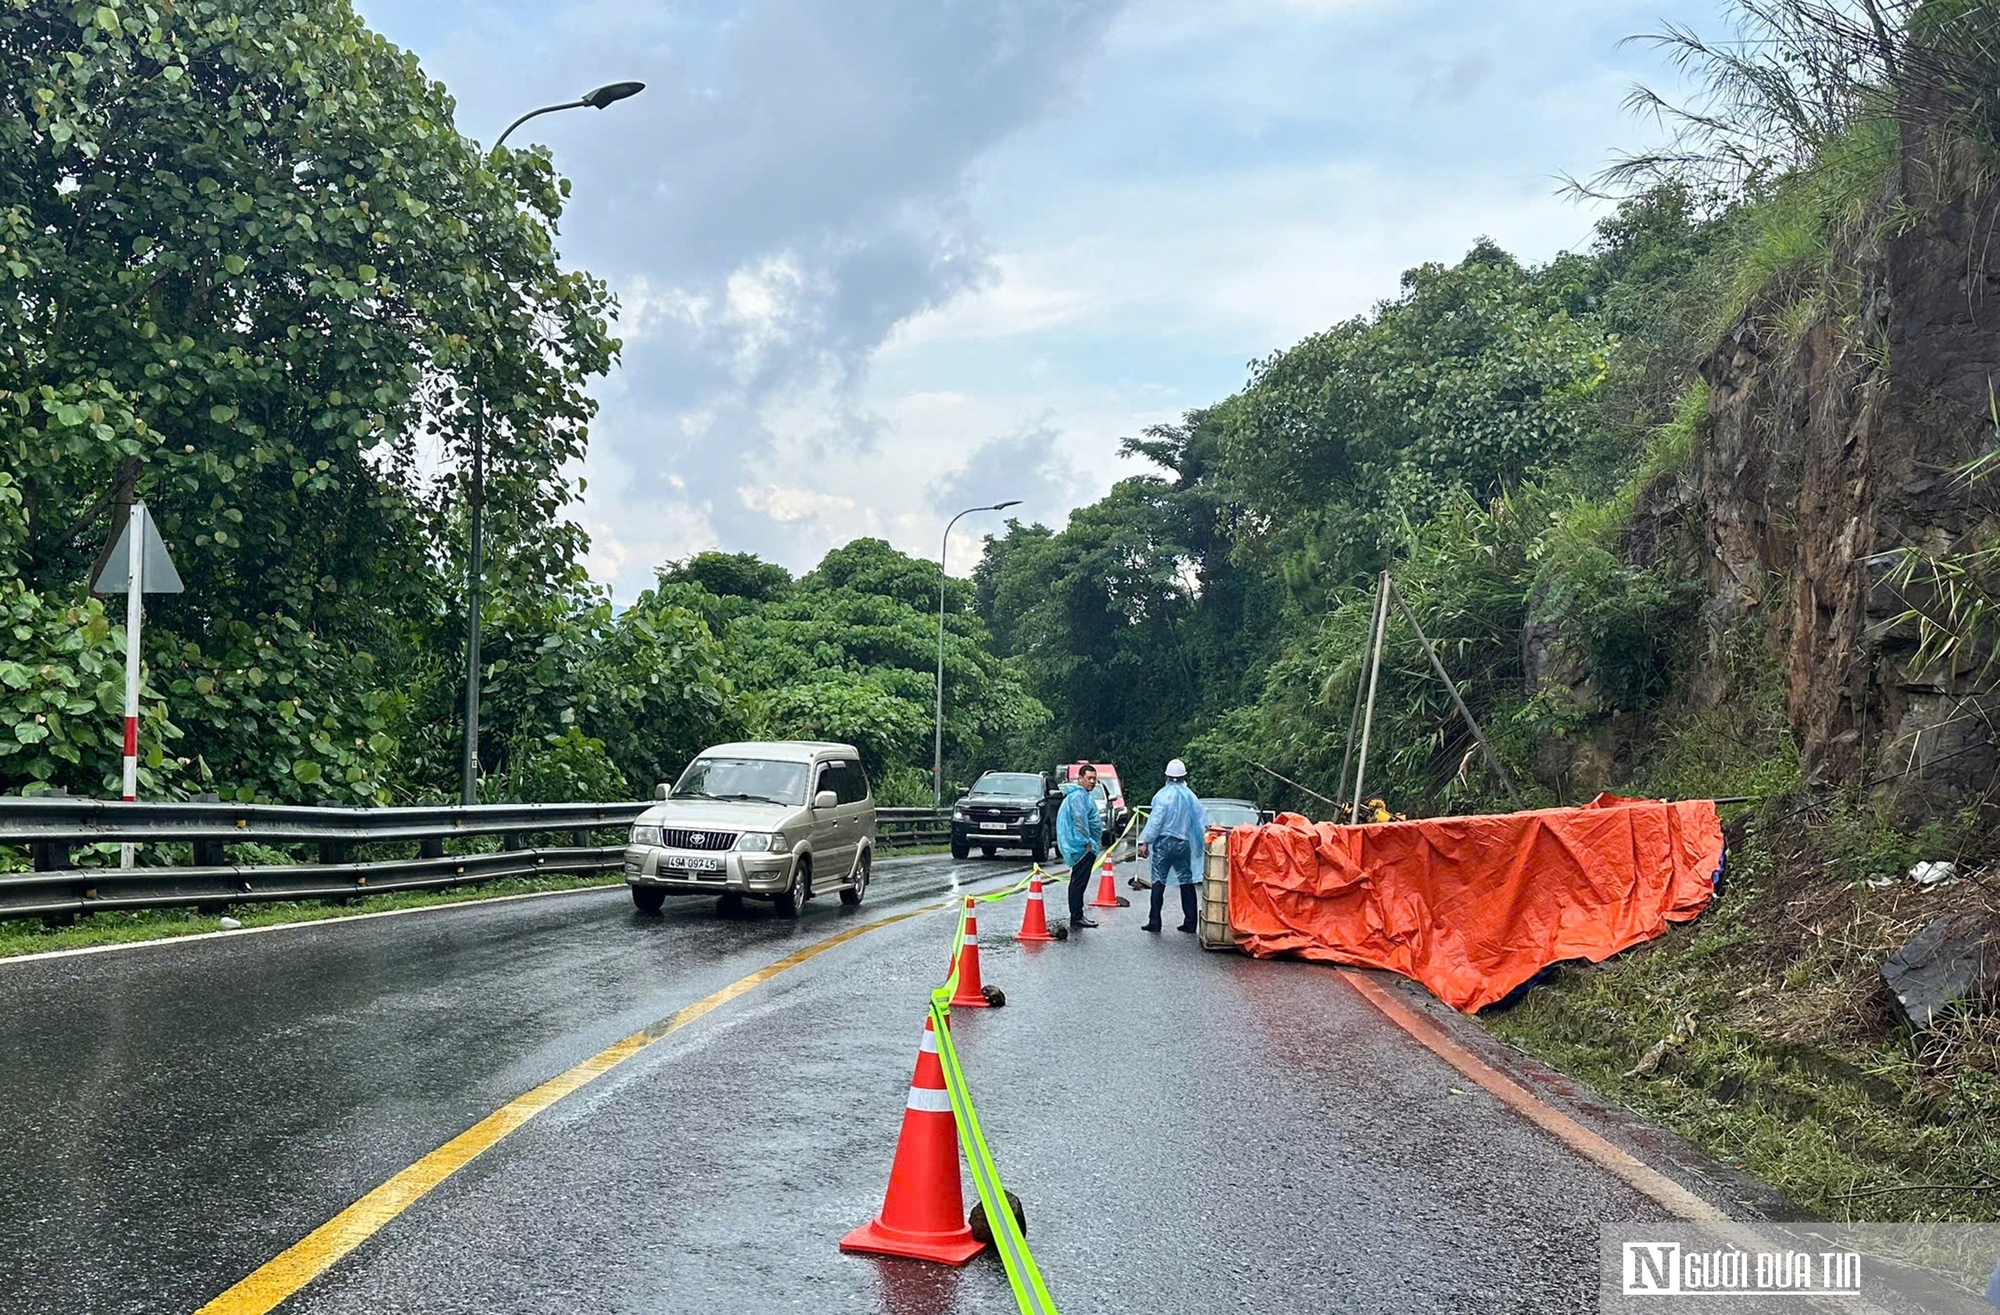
[119,501,146,868]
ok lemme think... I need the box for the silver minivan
[624,741,876,917]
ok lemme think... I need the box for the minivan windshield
[672,757,809,807]
[971,772,1042,798]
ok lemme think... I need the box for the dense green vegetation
[971,2,2000,827]
[0,0,1040,809]
[976,202,1724,813]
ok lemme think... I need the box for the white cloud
[357,0,1729,601]
[736,483,856,524]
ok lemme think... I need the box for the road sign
[93,501,181,867]
[92,502,183,594]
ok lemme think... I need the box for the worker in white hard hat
[1136,758,1208,934]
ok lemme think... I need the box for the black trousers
[1069,851,1096,921]
[1149,880,1199,930]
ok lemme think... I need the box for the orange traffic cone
[839,1016,985,1265]
[948,896,990,1008]
[1089,855,1120,908]
[1016,868,1055,943]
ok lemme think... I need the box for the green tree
[1208,243,1610,604]
[0,0,617,801]
[685,538,1048,791]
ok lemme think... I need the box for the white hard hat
[1165,758,1187,779]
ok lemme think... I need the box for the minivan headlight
[736,832,783,852]
[631,825,662,846]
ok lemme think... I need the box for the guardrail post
[192,793,227,867]
[192,792,231,916]
[29,811,70,879]
[317,798,353,905]
[30,834,71,870]
[30,788,77,927]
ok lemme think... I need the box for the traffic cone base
[1016,869,1055,943]
[839,1216,984,1266]
[840,1020,986,1266]
[948,896,991,1008]
[1089,857,1120,908]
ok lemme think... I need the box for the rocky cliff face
[1693,137,2000,817]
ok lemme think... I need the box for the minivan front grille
[661,828,738,851]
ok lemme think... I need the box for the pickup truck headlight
[736,832,783,852]
[1023,808,1039,824]
[631,825,662,846]
[952,808,968,821]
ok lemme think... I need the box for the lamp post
[934,500,1020,810]
[461,81,645,807]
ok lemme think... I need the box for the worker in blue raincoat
[1056,763,1105,930]
[1137,759,1208,934]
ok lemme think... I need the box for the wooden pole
[1350,570,1390,820]
[1249,760,1342,812]
[1335,573,1387,811]
[1388,576,1523,809]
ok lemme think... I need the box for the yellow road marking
[193,906,936,1315]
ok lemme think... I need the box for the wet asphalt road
[1,853,1732,1314]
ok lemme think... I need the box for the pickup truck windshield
[971,772,1042,798]
[672,758,809,807]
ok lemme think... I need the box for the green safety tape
[911,806,1154,1314]
[930,895,1059,1315]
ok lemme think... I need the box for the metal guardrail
[874,806,950,848]
[0,798,952,924]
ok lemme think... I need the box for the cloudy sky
[354,0,1730,598]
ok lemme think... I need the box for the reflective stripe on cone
[1016,868,1055,942]
[1089,857,1119,908]
[948,896,990,1008]
[838,1015,986,1266]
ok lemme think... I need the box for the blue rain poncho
[1055,782,1102,867]
[1140,781,1209,886]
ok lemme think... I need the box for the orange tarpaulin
[1226,794,1723,1012]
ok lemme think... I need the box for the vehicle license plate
[979,822,1008,831]
[665,856,724,873]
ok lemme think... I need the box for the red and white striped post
[118,502,147,868]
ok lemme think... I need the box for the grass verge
[0,874,623,961]
[1482,808,2000,1223]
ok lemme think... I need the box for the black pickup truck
[949,770,1062,861]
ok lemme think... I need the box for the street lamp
[461,80,646,807]
[495,81,647,150]
[934,500,1020,810]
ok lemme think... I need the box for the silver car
[624,741,876,917]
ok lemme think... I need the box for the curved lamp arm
[932,499,1022,809]
[494,81,646,150]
